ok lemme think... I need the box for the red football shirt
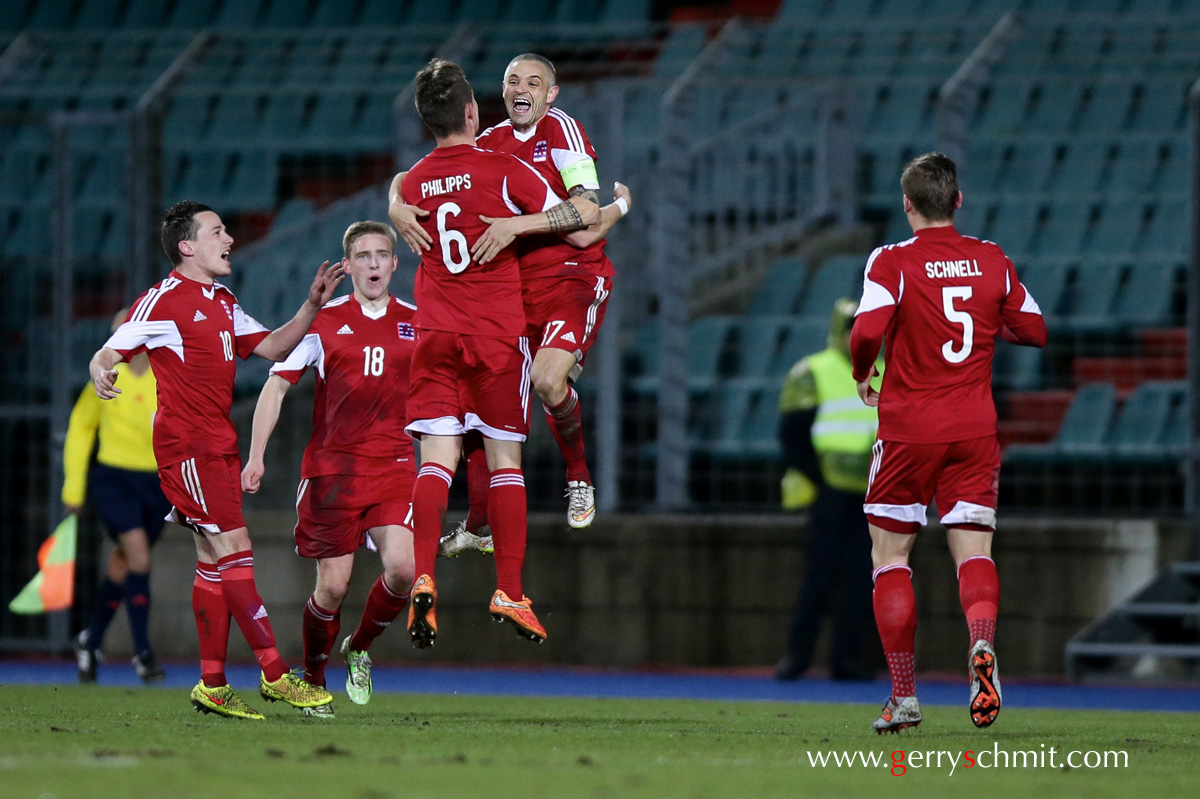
[477,108,614,279]
[271,294,417,477]
[105,271,270,466]
[849,226,1047,443]
[401,144,560,337]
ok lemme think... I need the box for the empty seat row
[5,0,653,32]
[1005,380,1188,464]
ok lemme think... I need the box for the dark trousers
[785,486,876,676]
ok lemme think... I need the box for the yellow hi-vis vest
[807,348,879,493]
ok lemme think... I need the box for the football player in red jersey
[390,53,631,544]
[849,153,1047,733]
[398,58,603,649]
[241,221,418,715]
[88,201,341,719]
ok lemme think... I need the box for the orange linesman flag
[8,515,77,614]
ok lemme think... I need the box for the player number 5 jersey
[850,226,1047,443]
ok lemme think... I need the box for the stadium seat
[995,141,1056,193]
[982,199,1040,255]
[359,0,412,25]
[749,258,807,315]
[1034,200,1092,257]
[261,0,311,27]
[74,0,122,30]
[1017,260,1070,320]
[1051,138,1111,193]
[1061,262,1125,332]
[731,316,793,379]
[796,255,863,319]
[1074,82,1135,133]
[26,0,76,30]
[1130,80,1186,132]
[1140,199,1187,256]
[993,340,1043,392]
[770,319,830,379]
[205,94,263,146]
[599,0,653,25]
[654,24,707,79]
[1023,82,1085,134]
[224,152,277,211]
[1153,139,1187,193]
[1085,200,1144,257]
[1005,382,1117,463]
[1107,380,1177,462]
[1107,139,1161,194]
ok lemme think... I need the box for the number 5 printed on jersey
[941,286,974,364]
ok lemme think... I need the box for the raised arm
[388,171,432,254]
[562,182,631,249]
[470,195,600,264]
[252,260,345,362]
[241,374,293,494]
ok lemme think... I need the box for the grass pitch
[0,684,1195,799]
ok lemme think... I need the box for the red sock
[192,562,230,688]
[463,432,491,532]
[216,551,288,681]
[545,387,591,484]
[349,575,410,652]
[488,468,527,598]
[302,595,340,687]
[957,555,999,647]
[413,463,454,578]
[873,565,918,699]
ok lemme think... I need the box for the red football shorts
[159,453,246,535]
[405,330,531,442]
[864,436,1001,535]
[524,273,611,378]
[294,468,415,559]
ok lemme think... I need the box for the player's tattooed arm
[471,195,600,264]
[569,185,601,207]
[546,200,585,232]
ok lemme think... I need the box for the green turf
[0,685,1194,799]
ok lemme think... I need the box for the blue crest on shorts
[398,322,415,340]
[533,141,548,162]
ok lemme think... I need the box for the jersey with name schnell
[271,295,417,477]
[849,226,1048,444]
[477,108,612,280]
[105,271,270,467]
[401,144,560,337]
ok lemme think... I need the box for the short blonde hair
[343,221,397,258]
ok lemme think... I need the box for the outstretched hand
[307,260,346,308]
[92,367,121,400]
[856,364,880,407]
[472,216,521,264]
[389,201,432,254]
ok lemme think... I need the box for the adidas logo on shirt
[193,310,207,322]
[337,325,354,335]
[562,331,577,344]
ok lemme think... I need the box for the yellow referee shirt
[61,363,159,506]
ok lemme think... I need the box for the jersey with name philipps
[104,271,269,466]
[270,295,417,477]
[852,226,1044,443]
[401,144,560,337]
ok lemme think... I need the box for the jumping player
[399,58,599,649]
[89,201,339,720]
[242,221,417,716]
[391,52,629,548]
[849,153,1047,733]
